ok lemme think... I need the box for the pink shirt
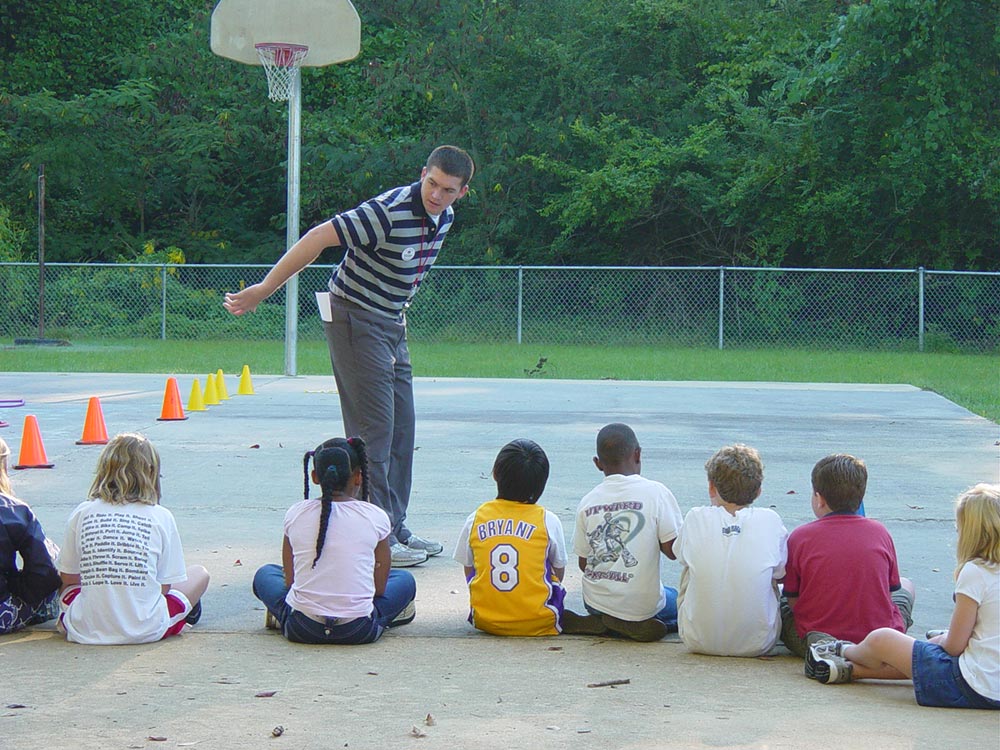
[283,498,390,620]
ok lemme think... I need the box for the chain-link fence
[2,262,998,353]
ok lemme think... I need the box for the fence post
[517,266,523,345]
[918,266,925,353]
[161,265,168,340]
[718,267,725,350]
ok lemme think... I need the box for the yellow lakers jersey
[467,499,561,636]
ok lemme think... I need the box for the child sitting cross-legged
[253,436,417,644]
[58,433,209,645]
[674,444,789,656]
[563,423,684,642]
[780,453,915,657]
[0,437,61,635]
[453,439,569,636]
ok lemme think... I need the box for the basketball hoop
[255,43,309,101]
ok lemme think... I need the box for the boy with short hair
[453,439,569,636]
[781,453,915,657]
[674,444,788,656]
[566,423,684,642]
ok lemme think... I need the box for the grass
[1,338,997,423]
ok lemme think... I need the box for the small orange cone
[76,396,109,445]
[187,379,207,412]
[203,373,221,406]
[157,377,188,421]
[215,369,230,400]
[238,365,255,395]
[13,415,55,469]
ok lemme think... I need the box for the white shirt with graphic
[573,474,683,621]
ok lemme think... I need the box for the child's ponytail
[309,441,357,568]
[347,436,370,502]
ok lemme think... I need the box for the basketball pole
[284,67,302,376]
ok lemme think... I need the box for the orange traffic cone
[13,415,55,469]
[203,373,221,406]
[76,396,109,445]
[157,377,188,421]
[187,379,207,412]
[238,365,255,395]
[215,369,230,400]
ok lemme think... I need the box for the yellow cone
[215,369,230,400]
[203,373,221,405]
[187,378,207,412]
[238,364,255,395]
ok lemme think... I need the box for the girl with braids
[252,437,417,644]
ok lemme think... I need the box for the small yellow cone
[238,364,255,395]
[187,378,207,412]
[215,369,230,400]
[203,373,221,406]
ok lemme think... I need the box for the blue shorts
[911,640,1000,709]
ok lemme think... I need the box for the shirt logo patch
[401,247,416,261]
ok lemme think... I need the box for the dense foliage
[1,0,997,269]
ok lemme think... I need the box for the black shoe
[560,610,608,635]
[185,601,203,625]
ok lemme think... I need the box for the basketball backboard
[210,0,361,67]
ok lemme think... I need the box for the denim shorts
[911,640,1000,709]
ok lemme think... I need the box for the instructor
[224,145,474,567]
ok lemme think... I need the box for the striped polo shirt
[328,181,455,318]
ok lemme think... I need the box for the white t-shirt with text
[58,499,188,645]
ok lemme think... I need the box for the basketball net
[255,43,309,102]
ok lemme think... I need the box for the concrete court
[0,371,998,749]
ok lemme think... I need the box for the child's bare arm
[577,556,587,572]
[60,572,81,590]
[660,539,676,560]
[373,538,391,596]
[463,565,475,580]
[940,593,978,657]
[552,566,565,582]
[282,536,295,588]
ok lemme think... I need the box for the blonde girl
[57,433,210,644]
[0,437,61,634]
[806,483,1000,709]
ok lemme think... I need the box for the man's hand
[224,284,269,316]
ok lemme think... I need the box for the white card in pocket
[315,291,333,322]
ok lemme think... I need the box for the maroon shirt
[784,512,904,642]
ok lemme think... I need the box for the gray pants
[324,295,415,545]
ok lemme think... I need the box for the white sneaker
[390,542,428,567]
[389,601,416,627]
[402,534,444,557]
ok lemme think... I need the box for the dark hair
[493,438,549,504]
[811,453,867,513]
[426,145,475,186]
[596,423,639,465]
[303,436,369,567]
